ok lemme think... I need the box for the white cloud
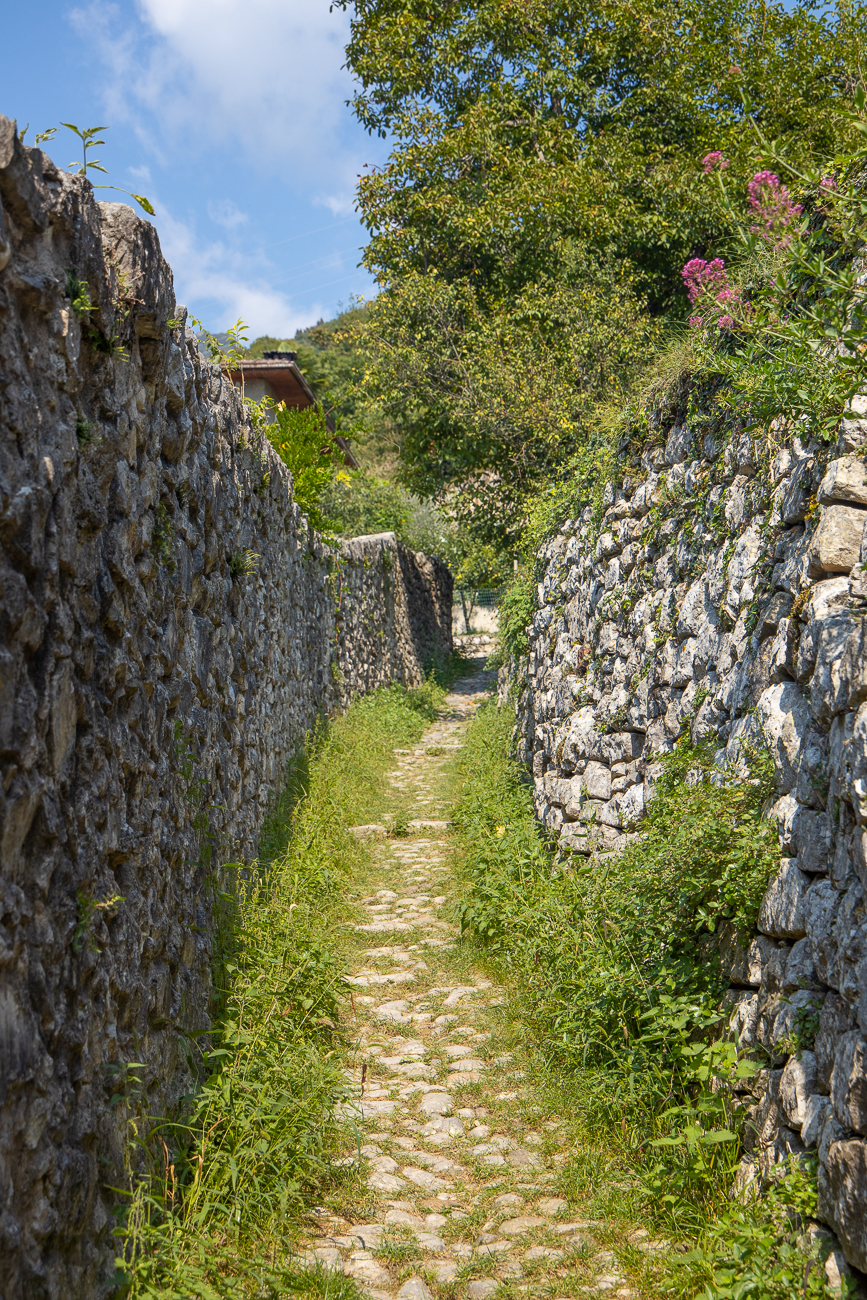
[65,0,380,333]
[70,0,376,185]
[208,199,248,230]
[155,203,326,336]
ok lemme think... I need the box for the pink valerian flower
[682,257,727,305]
[682,259,743,329]
[819,176,838,191]
[702,151,730,174]
[747,171,802,245]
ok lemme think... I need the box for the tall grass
[453,701,839,1298]
[117,684,440,1299]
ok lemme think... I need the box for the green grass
[117,683,441,1299]
[450,700,842,1299]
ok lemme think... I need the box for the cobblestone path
[297,664,644,1300]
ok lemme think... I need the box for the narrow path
[298,664,641,1300]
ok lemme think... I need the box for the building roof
[225,352,358,468]
[226,354,321,412]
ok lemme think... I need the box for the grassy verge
[118,683,442,1299]
[451,700,843,1299]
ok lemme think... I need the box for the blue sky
[0,0,387,337]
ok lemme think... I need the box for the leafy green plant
[65,268,93,316]
[496,569,537,662]
[228,549,260,579]
[266,405,342,528]
[374,1225,423,1266]
[73,890,124,953]
[669,1157,841,1299]
[686,92,867,438]
[60,122,155,214]
[75,412,98,446]
[152,503,176,571]
[455,704,776,1209]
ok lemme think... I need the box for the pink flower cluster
[747,170,802,245]
[682,258,740,330]
[702,151,730,174]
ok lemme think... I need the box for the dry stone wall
[0,119,450,1300]
[511,400,867,1280]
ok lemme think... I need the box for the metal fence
[454,587,503,608]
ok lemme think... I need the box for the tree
[337,0,866,544]
[266,406,341,529]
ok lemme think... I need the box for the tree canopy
[337,0,867,546]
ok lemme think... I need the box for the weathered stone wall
[0,119,450,1299]
[511,401,867,1281]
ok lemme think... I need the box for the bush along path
[295,660,647,1300]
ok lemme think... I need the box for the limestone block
[822,1242,865,1298]
[771,527,813,597]
[818,456,867,507]
[758,860,810,938]
[831,1032,867,1133]
[721,928,776,987]
[809,505,867,574]
[665,421,693,465]
[781,1051,819,1128]
[545,805,564,832]
[618,782,645,825]
[599,731,644,763]
[757,682,814,792]
[597,797,622,828]
[595,532,621,561]
[806,883,844,992]
[811,612,866,720]
[561,707,601,766]
[725,990,760,1050]
[725,525,765,618]
[576,798,607,824]
[821,1137,867,1273]
[832,831,858,893]
[560,828,590,854]
[757,591,794,640]
[724,477,750,530]
[791,808,832,874]
[802,1094,832,1148]
[544,775,573,806]
[776,471,813,525]
[582,761,611,801]
[784,937,822,993]
[760,990,820,1063]
[838,414,867,454]
[769,793,800,852]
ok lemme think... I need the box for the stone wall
[511,401,867,1281]
[0,119,451,1299]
